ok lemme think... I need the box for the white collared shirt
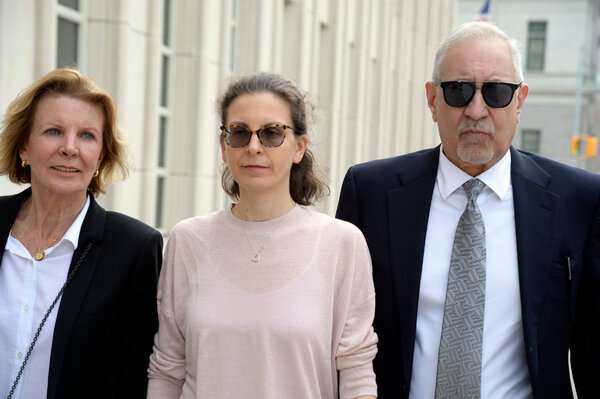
[409,149,533,398]
[0,195,90,399]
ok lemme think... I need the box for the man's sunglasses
[438,80,522,108]
[220,124,293,148]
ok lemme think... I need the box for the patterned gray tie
[435,178,486,398]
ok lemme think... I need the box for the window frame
[56,0,87,69]
[521,128,541,153]
[526,21,547,72]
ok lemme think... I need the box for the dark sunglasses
[438,80,522,108]
[220,124,293,148]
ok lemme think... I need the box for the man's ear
[425,81,439,123]
[516,83,529,117]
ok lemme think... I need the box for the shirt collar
[437,145,512,200]
[60,194,91,250]
[6,194,91,259]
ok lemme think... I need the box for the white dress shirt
[0,195,90,399]
[409,149,533,398]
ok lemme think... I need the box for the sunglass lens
[482,82,514,108]
[443,81,475,107]
[258,126,285,147]
[228,126,252,147]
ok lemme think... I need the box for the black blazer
[0,188,163,399]
[336,146,600,398]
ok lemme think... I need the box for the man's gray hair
[432,21,524,84]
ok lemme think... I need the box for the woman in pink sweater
[148,72,378,399]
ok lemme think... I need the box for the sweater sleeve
[147,227,188,398]
[335,225,378,399]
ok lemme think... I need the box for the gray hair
[432,21,524,83]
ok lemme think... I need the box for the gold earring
[21,160,27,168]
[93,170,99,177]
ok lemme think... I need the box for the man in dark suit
[337,21,600,398]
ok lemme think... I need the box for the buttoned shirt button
[17,352,23,359]
[24,305,30,312]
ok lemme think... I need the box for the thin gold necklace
[21,197,72,261]
[33,235,62,261]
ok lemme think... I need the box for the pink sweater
[147,205,378,398]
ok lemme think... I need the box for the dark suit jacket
[0,188,163,399]
[336,146,600,398]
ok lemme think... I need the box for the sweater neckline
[228,203,300,223]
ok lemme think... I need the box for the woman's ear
[220,135,228,163]
[293,135,308,164]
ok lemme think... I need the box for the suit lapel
[47,195,106,399]
[380,146,558,388]
[388,146,439,383]
[510,147,560,386]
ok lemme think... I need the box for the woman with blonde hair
[0,68,162,399]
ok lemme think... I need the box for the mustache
[457,120,495,136]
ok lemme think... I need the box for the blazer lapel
[388,146,439,383]
[47,195,106,399]
[0,188,32,265]
[510,147,560,387]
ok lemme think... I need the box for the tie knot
[463,179,485,201]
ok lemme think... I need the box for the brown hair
[217,72,328,206]
[0,68,129,195]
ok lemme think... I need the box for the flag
[473,0,492,21]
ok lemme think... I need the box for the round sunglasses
[220,124,293,148]
[438,80,522,108]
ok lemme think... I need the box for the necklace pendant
[251,253,261,263]
[34,251,46,261]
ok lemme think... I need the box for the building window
[155,176,165,229]
[521,129,541,153]
[57,17,79,67]
[156,0,173,229]
[158,116,168,168]
[162,0,171,46]
[526,21,547,71]
[56,0,84,68]
[160,55,170,107]
[59,0,79,9]
[228,0,238,71]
